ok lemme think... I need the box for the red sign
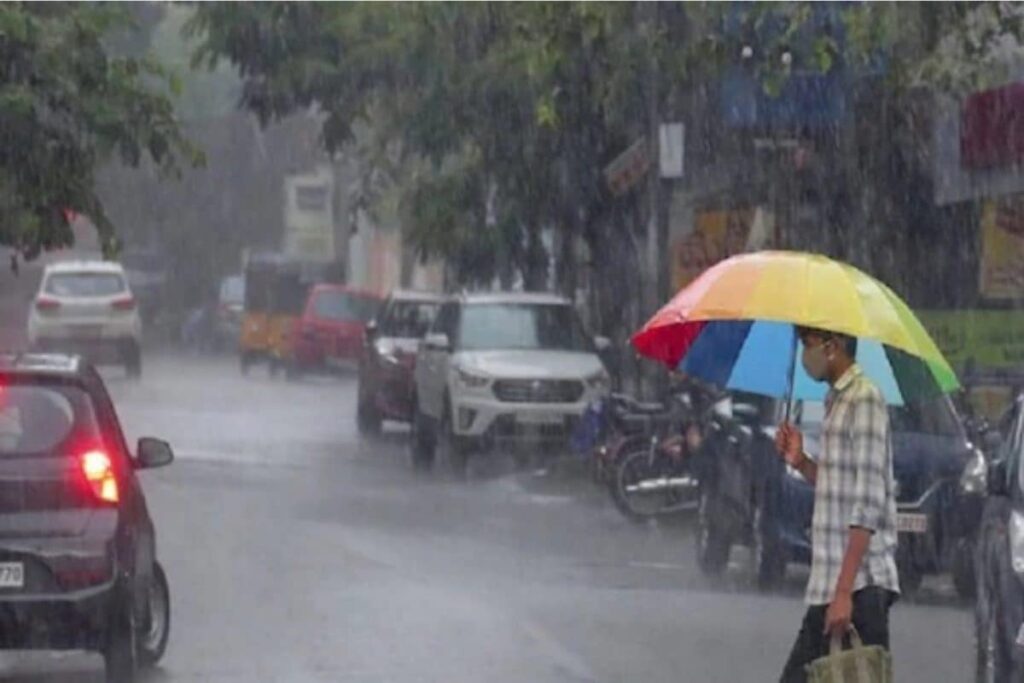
[961,82,1024,169]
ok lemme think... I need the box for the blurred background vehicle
[357,290,442,435]
[289,284,381,379]
[28,261,143,378]
[974,393,1024,682]
[119,247,169,327]
[215,274,245,351]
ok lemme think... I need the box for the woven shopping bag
[806,627,892,683]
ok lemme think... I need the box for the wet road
[1,353,974,682]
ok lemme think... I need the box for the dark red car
[289,284,382,376]
[357,291,442,434]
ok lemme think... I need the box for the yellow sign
[980,197,1024,299]
[671,208,774,290]
[918,309,1024,371]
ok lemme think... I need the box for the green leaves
[0,3,198,256]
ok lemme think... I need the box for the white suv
[411,292,610,474]
[28,261,143,376]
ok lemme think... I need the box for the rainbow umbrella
[631,251,958,406]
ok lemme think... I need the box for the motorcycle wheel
[609,446,668,523]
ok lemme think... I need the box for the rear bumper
[33,337,137,363]
[0,581,116,650]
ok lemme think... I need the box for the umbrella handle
[784,325,797,422]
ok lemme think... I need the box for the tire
[123,342,142,379]
[751,499,786,590]
[608,445,661,523]
[976,587,1014,683]
[103,593,137,683]
[357,391,383,437]
[410,401,436,472]
[953,537,977,601]
[438,400,469,479]
[896,541,923,595]
[138,562,170,668]
[696,487,731,577]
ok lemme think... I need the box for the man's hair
[795,325,858,359]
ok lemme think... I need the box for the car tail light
[55,567,110,590]
[111,296,136,311]
[35,297,60,312]
[81,450,119,504]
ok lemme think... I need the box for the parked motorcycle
[573,380,713,523]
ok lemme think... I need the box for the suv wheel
[438,401,469,479]
[696,487,731,577]
[976,593,1012,683]
[953,537,977,600]
[357,391,383,436]
[138,562,170,668]
[104,593,137,683]
[410,401,436,472]
[896,542,923,595]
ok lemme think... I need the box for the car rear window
[380,301,438,338]
[45,273,126,298]
[313,290,378,322]
[0,384,100,456]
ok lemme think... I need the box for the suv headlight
[455,367,490,389]
[1011,510,1024,578]
[585,369,611,394]
[959,447,988,495]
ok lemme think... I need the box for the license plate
[517,413,563,426]
[72,325,104,337]
[897,513,928,534]
[0,562,24,588]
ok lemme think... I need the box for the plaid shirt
[805,364,900,605]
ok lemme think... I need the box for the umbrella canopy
[631,251,958,405]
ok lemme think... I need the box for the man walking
[775,327,900,682]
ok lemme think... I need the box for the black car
[357,290,441,435]
[693,394,978,595]
[0,353,173,682]
[975,394,1024,682]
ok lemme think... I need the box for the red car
[289,284,382,376]
[357,291,442,434]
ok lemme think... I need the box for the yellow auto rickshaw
[239,253,343,375]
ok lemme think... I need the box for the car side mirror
[423,332,450,352]
[988,458,1009,497]
[136,437,174,469]
[594,336,612,352]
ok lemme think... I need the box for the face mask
[801,343,830,382]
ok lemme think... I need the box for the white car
[411,292,610,474]
[27,261,143,376]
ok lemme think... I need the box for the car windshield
[458,303,593,352]
[0,383,99,456]
[45,273,126,297]
[312,290,378,322]
[219,276,245,305]
[380,300,438,338]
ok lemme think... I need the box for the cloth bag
[806,627,892,683]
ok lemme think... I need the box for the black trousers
[779,587,897,683]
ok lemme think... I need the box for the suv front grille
[492,379,584,404]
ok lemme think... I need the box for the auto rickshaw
[238,253,343,375]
